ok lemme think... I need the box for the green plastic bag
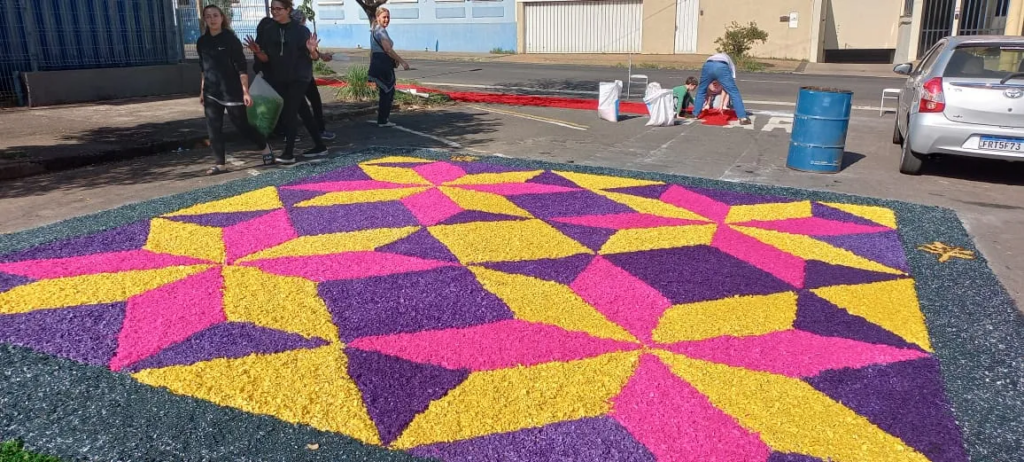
[247,73,283,137]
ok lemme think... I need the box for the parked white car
[892,36,1024,175]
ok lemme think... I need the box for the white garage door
[524,0,643,54]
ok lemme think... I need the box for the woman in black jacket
[197,5,272,175]
[244,0,327,164]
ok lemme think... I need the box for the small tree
[299,0,316,25]
[715,21,769,58]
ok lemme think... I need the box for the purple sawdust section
[346,348,469,445]
[283,165,370,186]
[794,292,921,351]
[819,231,910,272]
[0,271,33,293]
[377,229,459,263]
[278,188,325,208]
[166,211,271,228]
[459,162,530,174]
[605,247,793,305]
[768,453,824,462]
[124,322,328,372]
[548,222,616,252]
[526,171,584,189]
[802,260,905,289]
[686,186,794,206]
[440,211,530,225]
[481,254,595,285]
[604,184,672,200]
[510,191,634,219]
[289,201,421,235]
[811,202,885,227]
[410,417,656,462]
[322,266,514,342]
[0,221,149,262]
[0,303,125,366]
[806,357,970,462]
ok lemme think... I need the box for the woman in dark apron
[367,8,409,127]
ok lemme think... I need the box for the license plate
[980,137,1024,152]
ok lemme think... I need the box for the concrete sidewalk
[0,94,376,180]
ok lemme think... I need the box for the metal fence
[175,0,270,60]
[957,0,1010,36]
[0,0,182,106]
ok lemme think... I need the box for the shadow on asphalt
[0,108,501,200]
[922,156,1024,187]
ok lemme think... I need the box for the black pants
[369,52,396,125]
[377,86,395,125]
[203,98,267,165]
[306,80,326,133]
[270,79,323,159]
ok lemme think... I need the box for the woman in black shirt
[197,5,271,175]
[244,0,327,164]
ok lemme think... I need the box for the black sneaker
[303,146,329,157]
[274,156,297,165]
[320,131,337,141]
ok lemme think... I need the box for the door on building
[918,0,1011,58]
[674,0,700,53]
[524,0,643,53]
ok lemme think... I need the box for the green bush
[313,60,336,76]
[489,47,515,55]
[0,440,63,462]
[715,21,769,58]
[337,66,376,102]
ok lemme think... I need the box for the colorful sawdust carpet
[0,154,982,461]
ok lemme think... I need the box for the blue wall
[314,1,517,53]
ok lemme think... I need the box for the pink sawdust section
[414,162,466,184]
[660,186,728,222]
[109,268,226,371]
[665,330,930,378]
[348,319,638,371]
[281,180,419,192]
[224,209,298,263]
[736,217,891,236]
[712,226,806,288]
[242,251,456,282]
[612,355,771,462]
[553,213,706,230]
[0,250,206,279]
[570,256,671,343]
[401,188,464,226]
[454,183,580,196]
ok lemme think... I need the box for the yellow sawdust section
[551,171,663,190]
[439,187,534,218]
[393,351,640,449]
[468,267,636,342]
[222,266,339,342]
[443,170,544,185]
[236,226,420,262]
[360,165,432,185]
[813,279,932,352]
[0,266,212,314]
[165,187,283,216]
[295,187,431,207]
[429,220,590,264]
[732,226,906,276]
[725,201,813,224]
[820,202,898,229]
[652,292,799,343]
[133,345,380,445]
[600,225,718,255]
[362,156,433,164]
[595,191,711,221]
[144,218,226,264]
[655,352,931,462]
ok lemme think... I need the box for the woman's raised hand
[307,33,320,54]
[243,36,262,54]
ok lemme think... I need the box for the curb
[0,105,378,181]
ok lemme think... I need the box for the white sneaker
[378,122,397,128]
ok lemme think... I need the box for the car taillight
[919,77,945,113]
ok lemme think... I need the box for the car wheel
[892,116,904,145]
[899,133,925,175]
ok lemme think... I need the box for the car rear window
[942,45,1024,79]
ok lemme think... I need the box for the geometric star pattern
[0,155,968,461]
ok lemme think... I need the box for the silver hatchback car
[892,36,1024,175]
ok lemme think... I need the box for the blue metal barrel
[787,87,854,173]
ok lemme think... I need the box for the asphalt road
[329,58,906,109]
